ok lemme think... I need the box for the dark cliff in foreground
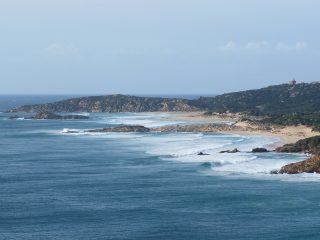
[7,82,320,114]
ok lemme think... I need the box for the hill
[7,94,199,112]
[7,82,320,115]
[197,82,320,115]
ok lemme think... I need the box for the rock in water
[61,115,89,120]
[219,148,240,153]
[198,152,210,156]
[278,155,320,174]
[86,126,150,133]
[26,111,89,120]
[252,148,268,153]
[32,111,63,119]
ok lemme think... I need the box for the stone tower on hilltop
[288,78,297,86]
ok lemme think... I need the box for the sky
[0,0,319,95]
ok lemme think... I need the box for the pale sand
[168,112,320,145]
[168,112,240,122]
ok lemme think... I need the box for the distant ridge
[7,82,320,115]
[196,82,320,115]
[7,94,199,113]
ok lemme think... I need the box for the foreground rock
[86,126,150,133]
[252,148,269,153]
[275,155,320,174]
[275,136,320,154]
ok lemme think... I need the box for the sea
[1,95,320,240]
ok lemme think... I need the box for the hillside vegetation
[200,82,320,115]
[8,82,320,117]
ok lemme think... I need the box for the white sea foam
[59,128,145,139]
[49,113,317,181]
[95,113,186,128]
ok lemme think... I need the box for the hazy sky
[0,0,319,94]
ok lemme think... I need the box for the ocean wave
[95,113,186,128]
[59,128,146,139]
[44,119,312,181]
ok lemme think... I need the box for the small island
[9,111,90,120]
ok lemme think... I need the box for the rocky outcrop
[16,111,90,120]
[252,148,268,153]
[153,123,242,133]
[219,148,240,153]
[275,136,320,154]
[276,155,320,174]
[86,125,150,133]
[198,152,210,156]
[31,112,64,120]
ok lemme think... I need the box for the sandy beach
[167,112,320,145]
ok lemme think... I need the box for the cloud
[45,43,79,56]
[219,41,307,53]
[275,41,307,52]
[245,41,269,50]
[220,41,237,51]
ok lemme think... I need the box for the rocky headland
[275,136,320,154]
[270,136,320,174]
[276,155,320,174]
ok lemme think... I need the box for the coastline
[165,112,320,146]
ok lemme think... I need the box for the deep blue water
[1,96,320,240]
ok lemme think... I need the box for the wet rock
[219,148,240,153]
[252,148,268,153]
[270,169,279,174]
[198,152,210,156]
[86,125,150,133]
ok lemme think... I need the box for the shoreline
[163,112,320,146]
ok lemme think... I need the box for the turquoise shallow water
[1,96,320,240]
